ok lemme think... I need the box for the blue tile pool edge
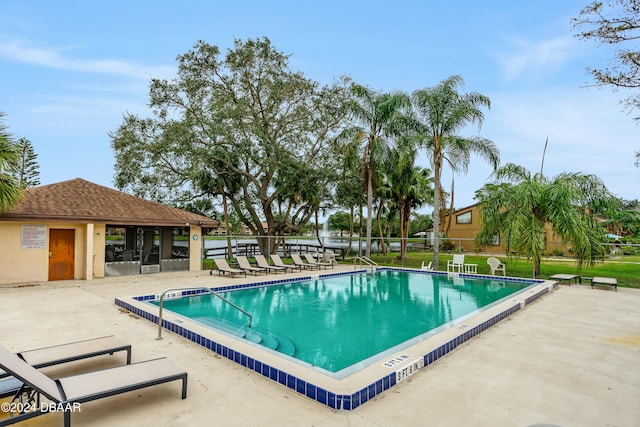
[115,271,550,411]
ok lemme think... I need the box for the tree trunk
[359,203,364,257]
[445,174,455,236]
[403,202,411,258]
[432,154,443,270]
[397,198,405,259]
[315,209,322,247]
[222,191,233,259]
[347,205,354,257]
[533,258,541,278]
[376,200,386,255]
[366,173,373,258]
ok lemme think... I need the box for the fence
[203,235,639,264]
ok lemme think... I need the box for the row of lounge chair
[211,253,335,278]
[0,336,187,426]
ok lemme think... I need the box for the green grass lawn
[203,252,639,289]
[366,252,640,289]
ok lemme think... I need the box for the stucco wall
[1,222,205,284]
[0,221,89,285]
[93,224,106,278]
[189,226,203,271]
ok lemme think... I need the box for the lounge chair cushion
[57,357,187,402]
[18,335,131,368]
[0,344,63,401]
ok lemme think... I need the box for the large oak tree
[111,38,351,255]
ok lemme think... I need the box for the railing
[353,256,379,270]
[155,286,253,340]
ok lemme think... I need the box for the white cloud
[496,36,580,81]
[485,88,638,198]
[416,86,640,212]
[0,37,175,80]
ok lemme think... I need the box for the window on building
[456,211,472,224]
[105,226,134,262]
[171,227,190,259]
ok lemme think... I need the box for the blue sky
[1,0,638,212]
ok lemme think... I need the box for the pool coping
[115,268,552,410]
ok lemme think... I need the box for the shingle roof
[0,178,218,227]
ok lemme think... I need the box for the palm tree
[0,112,23,212]
[411,75,499,270]
[380,137,433,259]
[348,84,410,257]
[604,207,640,237]
[475,163,613,277]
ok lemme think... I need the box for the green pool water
[153,270,532,373]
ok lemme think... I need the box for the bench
[549,274,580,285]
[591,276,617,291]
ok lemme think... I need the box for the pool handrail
[155,286,253,340]
[353,256,379,270]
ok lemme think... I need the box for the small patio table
[549,274,580,285]
[464,264,478,274]
[591,276,617,291]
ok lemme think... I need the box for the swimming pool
[150,270,532,375]
[116,268,552,410]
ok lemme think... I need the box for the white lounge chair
[0,336,132,399]
[236,256,268,275]
[487,257,506,276]
[211,258,246,278]
[270,254,302,272]
[254,255,287,274]
[303,253,332,269]
[447,254,464,273]
[421,261,433,271]
[291,254,321,270]
[0,344,187,426]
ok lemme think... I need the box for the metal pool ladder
[155,286,253,340]
[353,256,379,272]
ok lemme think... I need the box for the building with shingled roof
[0,178,218,285]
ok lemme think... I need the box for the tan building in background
[443,204,568,254]
[0,178,217,285]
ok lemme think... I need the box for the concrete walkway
[1,269,639,426]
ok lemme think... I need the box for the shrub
[441,240,455,252]
[552,249,564,257]
[620,245,639,256]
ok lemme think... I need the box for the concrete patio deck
[1,267,639,426]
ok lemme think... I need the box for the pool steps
[191,315,296,356]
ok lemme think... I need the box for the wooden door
[49,229,75,281]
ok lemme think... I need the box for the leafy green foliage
[0,112,23,212]
[110,38,352,254]
[411,75,499,270]
[328,211,353,235]
[12,137,40,189]
[346,84,412,257]
[475,162,614,277]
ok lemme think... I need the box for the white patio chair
[447,254,464,273]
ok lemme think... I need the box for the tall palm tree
[348,84,410,257]
[381,138,433,259]
[0,112,23,212]
[475,163,612,277]
[411,75,499,270]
